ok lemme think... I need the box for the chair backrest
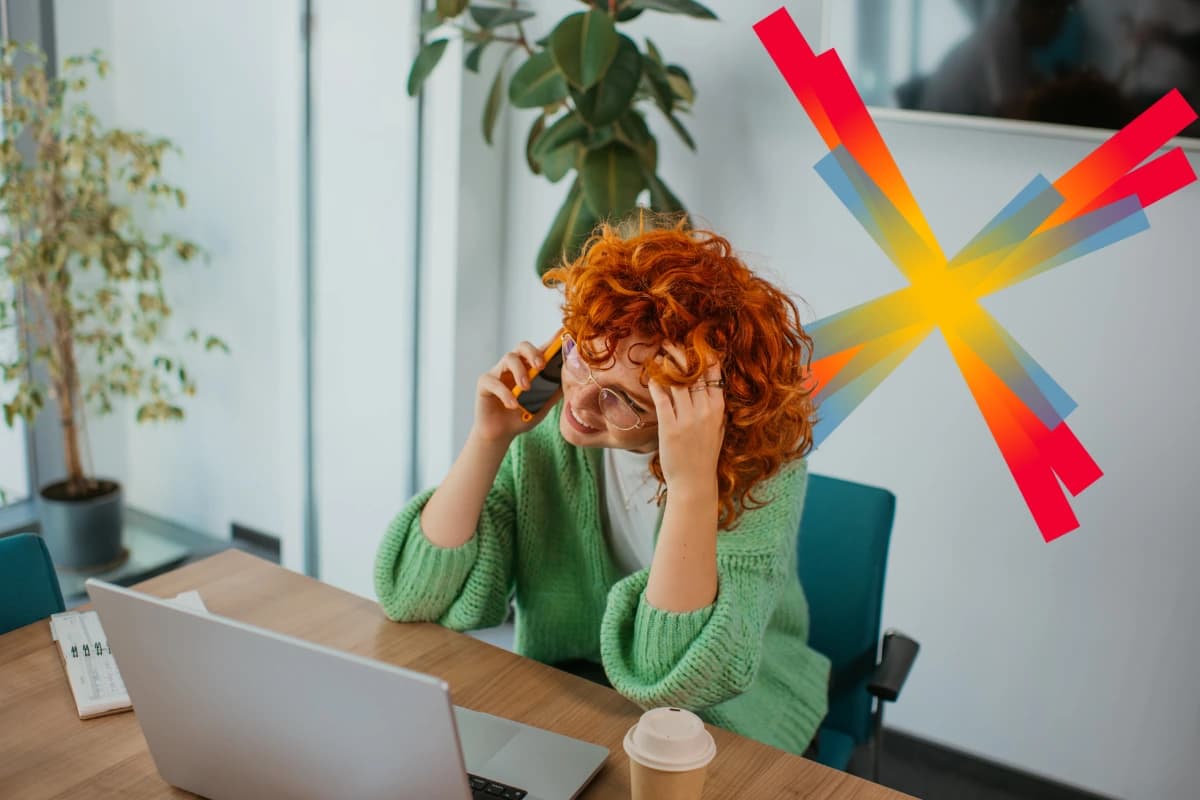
[797,474,896,745]
[0,533,66,634]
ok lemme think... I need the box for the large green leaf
[464,40,489,73]
[666,64,694,105]
[482,57,507,145]
[548,10,618,91]
[629,0,717,19]
[508,49,567,108]
[532,113,587,162]
[580,142,643,220]
[665,111,696,150]
[539,141,580,183]
[437,0,469,20]
[537,180,599,276]
[469,5,536,28]
[645,37,664,65]
[585,125,616,150]
[407,39,449,97]
[570,35,641,127]
[568,0,642,19]
[641,53,674,113]
[526,115,546,175]
[644,170,685,213]
[614,110,656,171]
[420,10,442,33]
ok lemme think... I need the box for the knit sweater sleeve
[598,461,807,710]
[373,444,518,631]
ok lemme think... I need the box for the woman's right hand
[471,340,561,444]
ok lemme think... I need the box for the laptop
[85,579,608,800]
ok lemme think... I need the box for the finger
[688,381,717,413]
[517,340,546,369]
[704,358,723,383]
[655,352,693,414]
[669,380,694,416]
[661,342,690,377]
[648,378,677,426]
[502,352,534,389]
[479,374,522,410]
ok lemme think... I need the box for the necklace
[610,449,657,512]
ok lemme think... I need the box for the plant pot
[38,479,126,571]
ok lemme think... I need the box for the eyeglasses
[561,333,651,431]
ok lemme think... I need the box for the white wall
[52,0,433,595]
[54,0,308,571]
[0,368,27,505]
[0,421,27,504]
[413,34,509,492]
[492,3,1199,798]
[310,0,422,596]
[0,276,28,504]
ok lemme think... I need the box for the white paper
[50,610,131,718]
[170,589,209,613]
[50,589,208,718]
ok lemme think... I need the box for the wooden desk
[0,550,914,799]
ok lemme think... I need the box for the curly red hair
[542,214,816,530]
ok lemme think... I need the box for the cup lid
[622,708,717,772]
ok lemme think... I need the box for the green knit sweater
[374,402,830,755]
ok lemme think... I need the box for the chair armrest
[867,629,919,702]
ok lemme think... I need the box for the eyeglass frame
[561,333,655,431]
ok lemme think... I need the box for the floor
[857,730,1117,800]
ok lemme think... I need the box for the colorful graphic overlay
[754,8,1197,541]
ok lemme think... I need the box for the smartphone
[509,334,564,422]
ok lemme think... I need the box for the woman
[375,216,830,756]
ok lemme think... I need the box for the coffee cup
[623,707,717,800]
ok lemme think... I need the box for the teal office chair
[0,533,67,635]
[797,474,919,780]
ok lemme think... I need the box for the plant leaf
[666,64,694,105]
[482,57,508,145]
[644,170,685,213]
[468,5,536,28]
[641,53,674,113]
[540,142,580,182]
[665,111,696,150]
[420,10,443,33]
[629,0,717,19]
[465,40,489,73]
[537,179,599,276]
[614,110,656,171]
[526,115,546,174]
[548,10,618,91]
[437,0,469,20]
[645,37,663,65]
[407,39,449,97]
[580,142,643,220]
[532,113,587,162]
[508,49,567,108]
[586,125,616,150]
[570,34,641,127]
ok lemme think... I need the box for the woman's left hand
[648,343,725,496]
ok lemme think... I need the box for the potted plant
[0,43,226,570]
[407,0,716,275]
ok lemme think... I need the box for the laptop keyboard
[468,774,527,799]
